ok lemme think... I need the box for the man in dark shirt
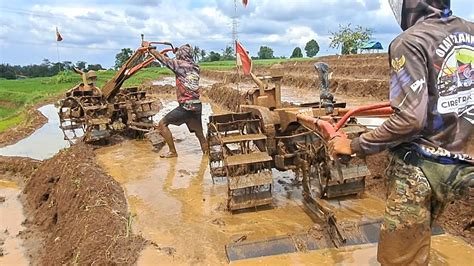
[144,43,207,158]
[329,0,473,264]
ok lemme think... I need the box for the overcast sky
[1,0,473,68]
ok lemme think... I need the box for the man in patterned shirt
[329,0,473,264]
[144,43,207,158]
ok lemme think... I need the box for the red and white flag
[242,0,248,7]
[235,40,252,76]
[56,27,63,42]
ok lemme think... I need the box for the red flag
[235,41,252,75]
[56,27,63,42]
[242,0,248,7]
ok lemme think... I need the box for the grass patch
[0,113,25,132]
[0,106,17,118]
[199,57,313,70]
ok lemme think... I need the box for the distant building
[360,41,383,54]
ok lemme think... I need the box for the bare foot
[160,151,178,158]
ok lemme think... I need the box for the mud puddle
[92,80,471,264]
[233,234,473,265]
[0,104,69,160]
[93,100,399,264]
[95,100,314,264]
[0,180,28,265]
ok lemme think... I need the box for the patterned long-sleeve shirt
[150,45,200,104]
[351,6,473,163]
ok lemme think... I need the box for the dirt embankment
[202,54,390,100]
[0,156,41,184]
[0,109,47,148]
[20,143,145,264]
[204,83,248,112]
[141,83,176,96]
[0,156,41,191]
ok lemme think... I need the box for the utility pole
[232,0,241,88]
[232,0,238,44]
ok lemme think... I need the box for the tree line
[189,24,373,62]
[2,24,372,79]
[0,59,105,80]
[195,38,321,62]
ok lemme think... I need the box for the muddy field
[0,54,472,265]
[202,53,390,101]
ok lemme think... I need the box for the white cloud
[0,0,473,66]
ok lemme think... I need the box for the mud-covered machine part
[58,36,172,143]
[207,64,395,260]
[208,112,273,211]
[207,69,373,212]
[58,87,160,142]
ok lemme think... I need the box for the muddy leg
[377,156,431,266]
[195,129,208,154]
[158,119,178,158]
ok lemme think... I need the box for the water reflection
[0,105,70,160]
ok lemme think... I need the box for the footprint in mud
[215,202,227,212]
[0,230,7,257]
[177,169,191,177]
[211,218,226,227]
[149,241,176,256]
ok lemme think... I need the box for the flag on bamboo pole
[242,0,248,7]
[235,41,252,75]
[56,27,63,42]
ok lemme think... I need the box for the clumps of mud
[364,152,390,200]
[21,143,145,265]
[204,83,248,112]
[438,192,474,243]
[0,156,41,182]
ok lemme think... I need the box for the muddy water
[96,101,315,264]
[234,234,473,265]
[94,85,473,264]
[326,194,385,222]
[0,181,28,265]
[0,104,69,160]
